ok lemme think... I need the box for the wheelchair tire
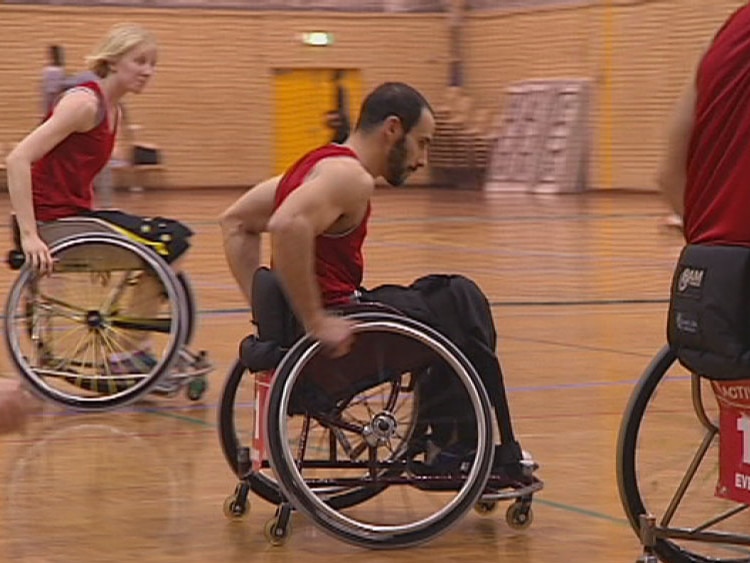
[265,312,494,549]
[617,345,748,563]
[218,359,283,505]
[4,233,187,411]
[176,272,196,347]
[218,358,405,509]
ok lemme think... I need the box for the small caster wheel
[223,494,248,521]
[474,500,498,516]
[506,502,533,530]
[187,376,207,401]
[264,517,290,546]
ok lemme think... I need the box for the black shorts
[82,209,193,264]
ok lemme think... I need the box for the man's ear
[383,115,402,138]
[383,115,404,139]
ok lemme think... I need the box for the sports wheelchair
[619,244,750,562]
[218,267,542,548]
[4,216,211,411]
[618,346,750,563]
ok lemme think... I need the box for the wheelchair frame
[4,217,211,410]
[218,300,543,548]
[618,345,750,563]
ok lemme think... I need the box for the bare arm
[657,80,697,217]
[657,41,710,218]
[6,89,99,272]
[268,158,373,334]
[219,175,281,305]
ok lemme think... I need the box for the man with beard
[220,82,536,483]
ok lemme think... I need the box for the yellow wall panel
[273,68,362,174]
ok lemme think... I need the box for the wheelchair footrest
[480,476,543,501]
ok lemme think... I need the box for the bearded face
[384,135,409,186]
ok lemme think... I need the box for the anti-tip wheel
[222,494,248,521]
[264,517,291,546]
[506,502,534,530]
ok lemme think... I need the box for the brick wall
[463,0,745,189]
[0,5,450,187]
[1,1,747,190]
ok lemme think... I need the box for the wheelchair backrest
[251,267,302,347]
[8,214,121,270]
[38,217,121,245]
[9,214,122,249]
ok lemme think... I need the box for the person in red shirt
[221,82,536,481]
[659,4,750,245]
[8,23,191,272]
[2,24,192,416]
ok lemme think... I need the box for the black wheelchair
[217,267,542,548]
[4,216,211,410]
[618,243,750,562]
[618,344,750,563]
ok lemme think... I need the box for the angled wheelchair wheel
[265,312,494,549]
[218,357,420,510]
[4,233,187,411]
[617,345,750,563]
[176,272,196,347]
[218,359,283,505]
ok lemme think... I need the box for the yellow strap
[105,223,170,257]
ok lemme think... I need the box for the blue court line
[139,406,215,427]
[536,498,629,525]
[490,298,668,308]
[10,371,683,428]
[195,298,668,318]
[0,299,668,322]
[364,239,678,264]
[497,334,660,360]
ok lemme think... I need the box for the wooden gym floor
[0,186,689,562]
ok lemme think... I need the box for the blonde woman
[6,23,192,380]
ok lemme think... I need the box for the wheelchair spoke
[295,414,312,472]
[35,300,87,324]
[35,293,88,316]
[383,377,401,412]
[57,325,94,370]
[660,426,718,527]
[690,504,750,535]
[329,426,359,460]
[100,271,139,314]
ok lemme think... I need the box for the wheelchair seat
[239,267,301,372]
[8,215,146,271]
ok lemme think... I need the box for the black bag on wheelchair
[82,210,193,263]
[667,244,750,380]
